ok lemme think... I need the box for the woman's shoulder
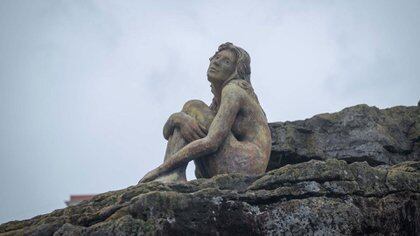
[224,79,261,107]
[224,79,257,98]
[224,79,252,93]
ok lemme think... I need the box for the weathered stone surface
[268,104,420,170]
[2,104,419,235]
[1,159,419,235]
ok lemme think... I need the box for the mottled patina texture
[140,42,271,183]
[2,160,418,235]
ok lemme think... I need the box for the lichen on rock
[1,159,418,235]
[1,104,419,235]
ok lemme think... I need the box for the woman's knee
[181,100,214,128]
[182,100,208,113]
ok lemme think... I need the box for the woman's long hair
[209,42,260,111]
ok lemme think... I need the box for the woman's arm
[141,84,243,182]
[163,112,186,140]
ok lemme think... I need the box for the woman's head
[207,42,251,85]
[208,43,259,111]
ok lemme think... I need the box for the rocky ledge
[1,160,419,235]
[1,104,419,235]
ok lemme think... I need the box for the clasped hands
[164,112,207,142]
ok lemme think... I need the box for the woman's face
[207,49,236,84]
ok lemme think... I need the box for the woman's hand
[179,116,207,142]
[163,112,206,142]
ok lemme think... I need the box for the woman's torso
[205,81,272,176]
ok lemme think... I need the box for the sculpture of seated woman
[140,42,271,183]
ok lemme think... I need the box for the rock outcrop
[268,104,420,170]
[1,160,419,235]
[1,104,419,235]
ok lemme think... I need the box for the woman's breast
[231,114,247,141]
[232,110,270,142]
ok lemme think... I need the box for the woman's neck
[209,76,237,111]
[210,74,237,93]
[210,81,224,102]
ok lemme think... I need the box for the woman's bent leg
[155,100,214,183]
[181,100,215,178]
[154,128,188,183]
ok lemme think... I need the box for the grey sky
[0,0,419,224]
